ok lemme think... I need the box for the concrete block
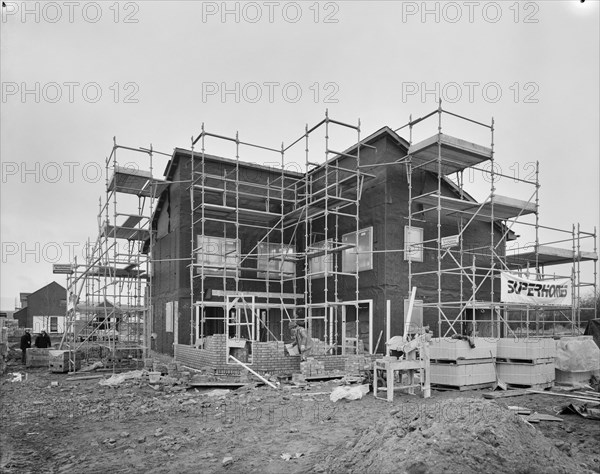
[26,348,50,368]
[497,360,555,386]
[429,337,497,360]
[48,350,82,373]
[496,338,556,360]
[430,362,496,386]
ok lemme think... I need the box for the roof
[163,148,305,182]
[149,126,516,240]
[23,281,66,301]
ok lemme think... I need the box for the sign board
[53,264,73,274]
[500,272,571,306]
[441,235,460,248]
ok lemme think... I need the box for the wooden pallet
[496,357,554,366]
[432,382,494,392]
[483,389,530,399]
[506,381,554,390]
[431,358,493,366]
[304,374,345,381]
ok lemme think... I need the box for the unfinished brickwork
[174,333,376,376]
[174,334,300,375]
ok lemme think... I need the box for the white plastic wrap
[330,384,370,402]
[555,336,600,372]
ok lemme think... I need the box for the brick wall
[174,334,229,371]
[253,341,301,375]
[175,335,300,375]
[175,334,378,376]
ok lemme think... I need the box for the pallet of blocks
[48,350,82,373]
[429,337,497,391]
[496,338,555,389]
[26,348,51,368]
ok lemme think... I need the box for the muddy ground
[1,364,599,474]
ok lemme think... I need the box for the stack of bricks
[26,348,51,368]
[300,358,325,377]
[345,355,369,374]
[48,350,82,373]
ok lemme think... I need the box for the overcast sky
[1,0,599,310]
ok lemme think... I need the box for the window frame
[308,239,334,279]
[49,316,58,333]
[342,227,374,273]
[196,235,241,276]
[404,226,424,262]
[257,242,296,278]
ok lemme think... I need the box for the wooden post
[386,300,391,356]
[229,355,278,389]
[404,286,417,340]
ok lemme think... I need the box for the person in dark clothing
[20,329,31,364]
[35,330,52,349]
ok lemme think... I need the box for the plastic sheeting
[555,336,600,372]
[98,370,144,386]
[330,384,370,402]
[584,319,600,349]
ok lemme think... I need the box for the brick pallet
[429,338,497,390]
[48,350,82,373]
[496,338,555,388]
[26,348,50,368]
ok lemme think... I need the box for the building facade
[150,125,512,357]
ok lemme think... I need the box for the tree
[580,292,599,325]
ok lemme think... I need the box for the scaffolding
[401,102,598,339]
[190,111,369,355]
[60,140,168,368]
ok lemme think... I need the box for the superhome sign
[500,272,571,306]
[53,264,73,274]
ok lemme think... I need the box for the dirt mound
[315,398,593,474]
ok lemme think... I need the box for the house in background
[14,281,67,334]
[19,292,31,310]
[0,310,15,320]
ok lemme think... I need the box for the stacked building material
[554,336,600,385]
[345,355,373,375]
[26,348,51,368]
[496,338,555,389]
[300,358,325,377]
[48,350,82,373]
[429,337,497,390]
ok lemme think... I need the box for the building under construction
[62,106,598,378]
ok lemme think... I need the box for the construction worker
[289,320,313,361]
[20,329,31,364]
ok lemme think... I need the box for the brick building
[150,114,524,373]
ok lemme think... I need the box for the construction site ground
[1,365,599,474]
